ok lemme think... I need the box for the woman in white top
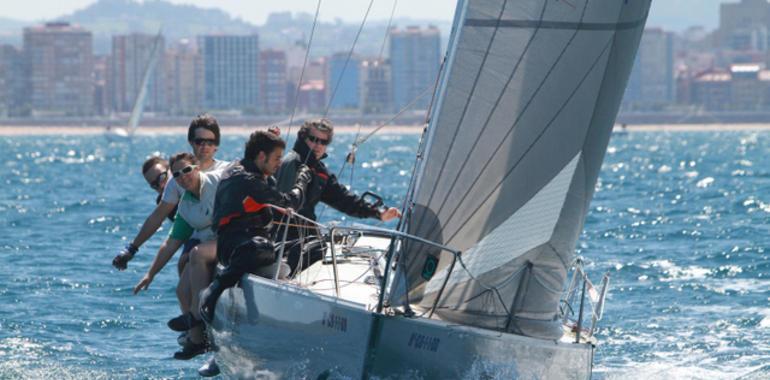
[133,152,223,360]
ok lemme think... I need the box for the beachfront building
[110,33,167,114]
[24,22,94,117]
[199,34,260,113]
[389,26,441,111]
[689,64,770,111]
[297,80,325,113]
[164,39,203,116]
[327,52,361,111]
[360,58,391,114]
[259,49,288,115]
[0,45,27,117]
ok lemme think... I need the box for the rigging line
[323,0,376,118]
[354,83,434,148]
[445,37,615,245]
[376,0,398,62]
[418,0,589,243]
[410,0,511,230]
[285,0,323,143]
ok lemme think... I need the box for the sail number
[321,312,347,332]
[408,333,440,352]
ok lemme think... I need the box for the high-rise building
[718,0,770,51]
[93,55,110,116]
[164,39,203,116]
[199,34,259,112]
[0,45,27,117]
[259,49,287,114]
[360,58,391,114]
[389,26,441,111]
[24,22,94,116]
[327,52,360,110]
[111,33,166,114]
[622,28,675,110]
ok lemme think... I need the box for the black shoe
[167,312,201,332]
[198,356,220,377]
[173,340,207,360]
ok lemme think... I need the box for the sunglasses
[306,134,330,146]
[149,171,167,190]
[172,165,197,178]
[193,138,217,146]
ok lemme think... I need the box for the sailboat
[208,0,652,378]
[105,30,164,141]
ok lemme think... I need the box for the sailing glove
[294,165,313,191]
[112,243,138,270]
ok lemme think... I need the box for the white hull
[210,274,593,379]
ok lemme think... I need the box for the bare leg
[176,266,191,314]
[188,240,217,344]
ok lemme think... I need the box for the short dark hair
[244,130,286,161]
[299,118,333,143]
[187,113,220,145]
[142,156,168,174]
[169,152,199,168]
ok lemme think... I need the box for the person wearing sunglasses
[133,152,224,360]
[274,118,401,276]
[142,156,176,221]
[112,114,228,272]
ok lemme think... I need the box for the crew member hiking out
[275,118,401,276]
[198,130,312,323]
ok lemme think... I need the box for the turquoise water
[1,131,769,379]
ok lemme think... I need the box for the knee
[190,246,205,266]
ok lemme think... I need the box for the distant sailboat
[105,30,163,141]
[209,0,652,378]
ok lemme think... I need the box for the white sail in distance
[127,29,164,136]
[400,0,652,339]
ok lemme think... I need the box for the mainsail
[400,0,651,339]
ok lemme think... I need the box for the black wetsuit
[275,139,381,274]
[199,158,310,322]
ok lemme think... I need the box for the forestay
[398,0,651,339]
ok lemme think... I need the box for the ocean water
[1,130,769,379]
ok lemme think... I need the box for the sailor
[274,118,401,275]
[198,130,312,323]
[132,152,222,360]
[112,114,227,273]
[141,156,175,219]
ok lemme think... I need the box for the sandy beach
[2,123,770,136]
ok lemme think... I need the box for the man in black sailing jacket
[198,130,312,323]
[275,118,401,275]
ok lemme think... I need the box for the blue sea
[1,130,769,379]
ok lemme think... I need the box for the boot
[200,279,224,324]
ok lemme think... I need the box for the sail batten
[400,0,651,339]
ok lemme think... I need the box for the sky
[0,0,458,24]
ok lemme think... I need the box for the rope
[323,0,376,117]
[285,0,323,142]
[376,0,398,63]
